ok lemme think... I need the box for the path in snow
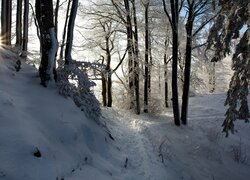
[103,109,179,180]
[103,93,250,180]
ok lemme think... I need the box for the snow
[47,27,58,77]
[0,48,250,180]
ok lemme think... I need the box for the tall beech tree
[143,0,150,113]
[163,0,183,126]
[181,0,215,124]
[132,0,140,115]
[111,0,140,114]
[99,20,115,107]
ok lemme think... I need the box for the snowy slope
[0,49,120,180]
[0,48,250,180]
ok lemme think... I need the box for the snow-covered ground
[0,48,249,180]
[104,93,250,180]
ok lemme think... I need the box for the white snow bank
[0,48,121,180]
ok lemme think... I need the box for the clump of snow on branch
[57,60,101,122]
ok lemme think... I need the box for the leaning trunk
[181,5,194,125]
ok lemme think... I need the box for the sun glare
[0,36,2,48]
[0,35,7,49]
[0,35,4,49]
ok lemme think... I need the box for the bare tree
[99,20,115,107]
[181,0,215,124]
[111,0,140,114]
[163,0,184,126]
[132,0,141,115]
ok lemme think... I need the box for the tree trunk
[7,0,11,45]
[144,2,149,113]
[107,74,112,107]
[148,30,152,99]
[1,0,6,42]
[59,0,71,64]
[22,0,29,57]
[132,0,140,114]
[1,0,12,45]
[171,0,180,126]
[209,62,216,93]
[164,39,169,108]
[181,26,193,125]
[16,0,23,48]
[124,0,135,110]
[102,73,107,106]
[65,0,78,64]
[54,0,60,38]
[36,0,58,87]
[181,1,194,125]
[106,36,112,107]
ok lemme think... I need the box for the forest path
[103,109,177,180]
[102,94,239,180]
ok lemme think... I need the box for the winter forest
[0,0,250,179]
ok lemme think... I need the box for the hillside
[0,49,120,180]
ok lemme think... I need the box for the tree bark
[1,0,12,45]
[54,0,60,38]
[65,0,78,64]
[144,2,149,113]
[59,0,71,64]
[209,62,216,93]
[107,74,112,107]
[124,0,135,110]
[106,36,112,107]
[22,0,29,57]
[16,0,23,47]
[164,39,169,108]
[36,0,58,86]
[132,0,140,114]
[181,20,193,125]
[171,0,180,126]
[102,73,107,106]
